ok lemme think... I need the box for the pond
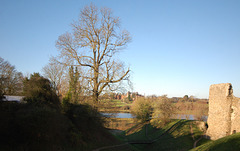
[101,112,135,118]
[101,112,208,121]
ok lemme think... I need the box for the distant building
[115,93,122,100]
[115,92,144,101]
[1,95,24,102]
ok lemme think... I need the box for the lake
[101,112,208,121]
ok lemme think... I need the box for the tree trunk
[93,66,99,102]
[93,90,99,102]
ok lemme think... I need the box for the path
[193,136,203,148]
[189,122,204,148]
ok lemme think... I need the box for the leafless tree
[42,58,68,98]
[0,57,23,97]
[55,4,131,102]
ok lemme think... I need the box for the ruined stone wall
[230,96,240,134]
[206,83,240,140]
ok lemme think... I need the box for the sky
[1,0,240,98]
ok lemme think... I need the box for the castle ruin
[206,83,240,140]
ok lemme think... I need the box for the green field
[98,99,132,113]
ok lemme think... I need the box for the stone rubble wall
[230,96,240,135]
[206,83,240,140]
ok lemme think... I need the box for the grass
[98,99,132,113]
[104,118,136,131]
[191,132,240,151]
[124,120,180,141]
[110,99,131,107]
[144,120,201,151]
[148,120,180,140]
[111,119,205,151]
[99,99,131,107]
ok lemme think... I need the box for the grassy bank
[110,119,205,151]
[104,118,136,130]
[145,120,203,151]
[191,133,240,151]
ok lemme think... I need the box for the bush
[121,105,130,110]
[23,73,60,108]
[151,97,176,128]
[0,102,80,151]
[0,100,116,151]
[63,102,103,130]
[131,98,152,122]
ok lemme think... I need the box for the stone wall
[206,83,240,140]
[230,96,240,135]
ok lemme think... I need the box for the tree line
[131,94,208,126]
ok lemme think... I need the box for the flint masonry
[206,83,240,140]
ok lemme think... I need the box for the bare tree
[42,59,68,98]
[0,57,23,98]
[56,4,131,102]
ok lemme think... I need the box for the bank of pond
[101,112,208,121]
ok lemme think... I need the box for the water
[101,112,208,121]
[101,112,135,118]
[175,114,195,120]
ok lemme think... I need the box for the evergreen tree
[67,66,80,103]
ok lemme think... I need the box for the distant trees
[194,103,208,121]
[55,4,131,102]
[131,98,152,122]
[0,57,23,99]
[182,95,189,102]
[127,92,132,102]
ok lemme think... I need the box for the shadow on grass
[115,120,199,151]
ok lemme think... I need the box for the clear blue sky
[1,0,240,98]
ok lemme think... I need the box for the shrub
[131,98,152,122]
[0,100,114,151]
[121,105,130,110]
[0,102,80,151]
[151,97,176,128]
[23,73,60,108]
